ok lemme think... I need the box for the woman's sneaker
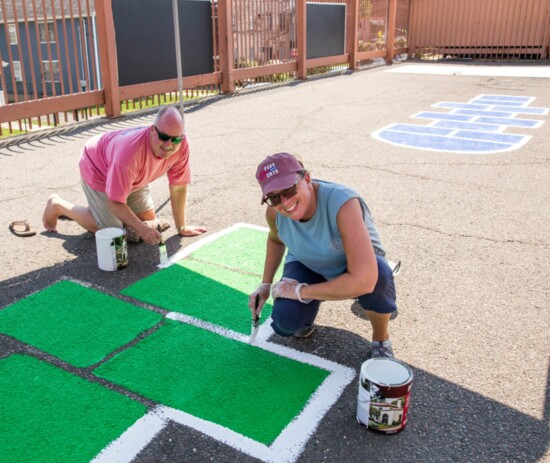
[368,340,394,359]
[294,325,315,338]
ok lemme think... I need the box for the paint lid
[96,227,126,239]
[361,358,413,386]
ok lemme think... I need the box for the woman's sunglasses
[263,172,305,207]
[154,126,184,144]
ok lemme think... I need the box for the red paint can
[356,357,413,434]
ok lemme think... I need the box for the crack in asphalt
[380,220,550,248]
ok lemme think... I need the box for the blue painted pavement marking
[455,109,514,118]
[454,130,528,144]
[434,102,492,110]
[372,94,547,154]
[472,100,529,107]
[433,120,501,132]
[475,95,532,103]
[414,112,472,122]
[475,117,543,128]
[435,101,549,115]
[387,124,453,136]
[375,130,517,153]
[492,106,548,115]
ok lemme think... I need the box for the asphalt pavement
[1,61,549,462]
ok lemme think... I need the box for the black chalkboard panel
[306,3,346,59]
[112,0,213,86]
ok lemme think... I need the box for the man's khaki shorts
[81,178,154,229]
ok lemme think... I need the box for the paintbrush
[249,294,260,344]
[157,225,168,265]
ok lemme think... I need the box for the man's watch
[177,225,186,232]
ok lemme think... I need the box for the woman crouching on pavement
[249,152,397,359]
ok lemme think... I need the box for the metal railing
[0,0,409,139]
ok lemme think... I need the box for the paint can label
[112,232,128,269]
[356,357,413,434]
[96,227,128,271]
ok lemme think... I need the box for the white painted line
[166,311,249,342]
[91,408,167,463]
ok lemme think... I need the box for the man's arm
[169,184,207,236]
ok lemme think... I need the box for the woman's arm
[300,197,378,301]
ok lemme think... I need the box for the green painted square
[189,227,268,275]
[187,226,284,280]
[122,259,272,334]
[94,320,330,445]
[0,280,162,367]
[0,354,147,463]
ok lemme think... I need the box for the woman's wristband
[295,283,313,304]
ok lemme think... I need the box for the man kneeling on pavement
[42,106,206,244]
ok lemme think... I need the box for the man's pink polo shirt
[79,126,191,203]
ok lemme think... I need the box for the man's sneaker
[368,340,394,359]
[294,325,315,338]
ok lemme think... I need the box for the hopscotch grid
[374,94,547,153]
[96,223,356,463]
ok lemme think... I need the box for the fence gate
[408,0,550,60]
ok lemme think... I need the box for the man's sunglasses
[154,126,184,144]
[263,172,305,207]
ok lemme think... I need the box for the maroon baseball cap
[256,153,303,203]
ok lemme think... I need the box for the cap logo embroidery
[258,163,279,182]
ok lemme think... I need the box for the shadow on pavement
[0,231,186,308]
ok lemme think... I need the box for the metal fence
[1,0,407,139]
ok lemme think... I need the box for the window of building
[42,60,60,82]
[12,61,23,81]
[39,22,56,43]
[8,24,17,45]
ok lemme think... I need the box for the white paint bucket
[95,227,128,271]
[357,357,413,434]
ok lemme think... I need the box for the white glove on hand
[271,278,312,303]
[248,283,271,317]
